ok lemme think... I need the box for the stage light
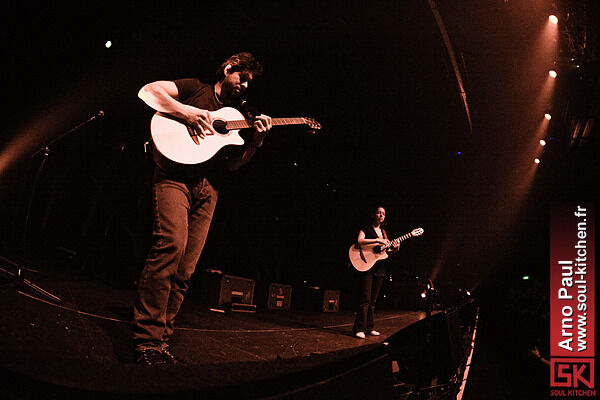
[534,158,541,164]
[105,40,112,49]
[544,113,552,120]
[522,275,530,280]
[420,291,427,299]
[540,139,546,146]
[549,15,558,24]
[549,70,557,78]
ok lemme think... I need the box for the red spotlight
[544,113,552,120]
[549,15,558,24]
[549,70,557,78]
[540,139,546,146]
[535,158,541,164]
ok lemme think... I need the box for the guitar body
[150,107,246,166]
[348,244,389,272]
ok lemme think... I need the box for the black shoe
[136,348,168,366]
[162,346,186,365]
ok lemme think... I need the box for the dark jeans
[353,271,385,334]
[133,168,219,351]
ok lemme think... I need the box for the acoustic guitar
[348,228,424,272]
[150,106,321,165]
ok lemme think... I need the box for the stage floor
[0,265,426,396]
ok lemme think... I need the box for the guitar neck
[226,118,309,130]
[395,232,413,242]
[381,232,413,250]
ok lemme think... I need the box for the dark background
[1,1,598,397]
[1,0,598,306]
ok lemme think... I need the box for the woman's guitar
[150,107,321,166]
[348,228,424,272]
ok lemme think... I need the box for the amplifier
[323,289,340,312]
[202,270,255,308]
[267,283,293,310]
[300,287,341,312]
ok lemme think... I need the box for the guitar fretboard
[226,118,308,130]
[396,233,413,242]
[381,232,413,250]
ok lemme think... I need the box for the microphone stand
[1,111,104,302]
[0,255,61,302]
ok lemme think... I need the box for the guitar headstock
[302,117,322,134]
[412,228,424,237]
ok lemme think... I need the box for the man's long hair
[216,52,263,80]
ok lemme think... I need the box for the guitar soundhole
[212,120,228,135]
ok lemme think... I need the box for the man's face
[222,69,253,99]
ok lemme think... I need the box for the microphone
[240,100,255,121]
[31,110,105,157]
[85,110,105,124]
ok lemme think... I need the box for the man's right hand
[139,81,216,139]
[182,105,214,138]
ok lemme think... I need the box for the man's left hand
[251,114,272,147]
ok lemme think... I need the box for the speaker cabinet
[202,270,255,308]
[323,289,340,312]
[267,283,293,310]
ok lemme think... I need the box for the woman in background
[352,205,399,339]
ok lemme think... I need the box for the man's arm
[225,145,258,171]
[138,81,214,137]
[225,114,272,171]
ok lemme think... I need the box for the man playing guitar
[133,52,272,365]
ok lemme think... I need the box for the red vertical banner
[550,204,595,393]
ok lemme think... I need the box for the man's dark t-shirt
[174,79,221,112]
[152,79,241,181]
